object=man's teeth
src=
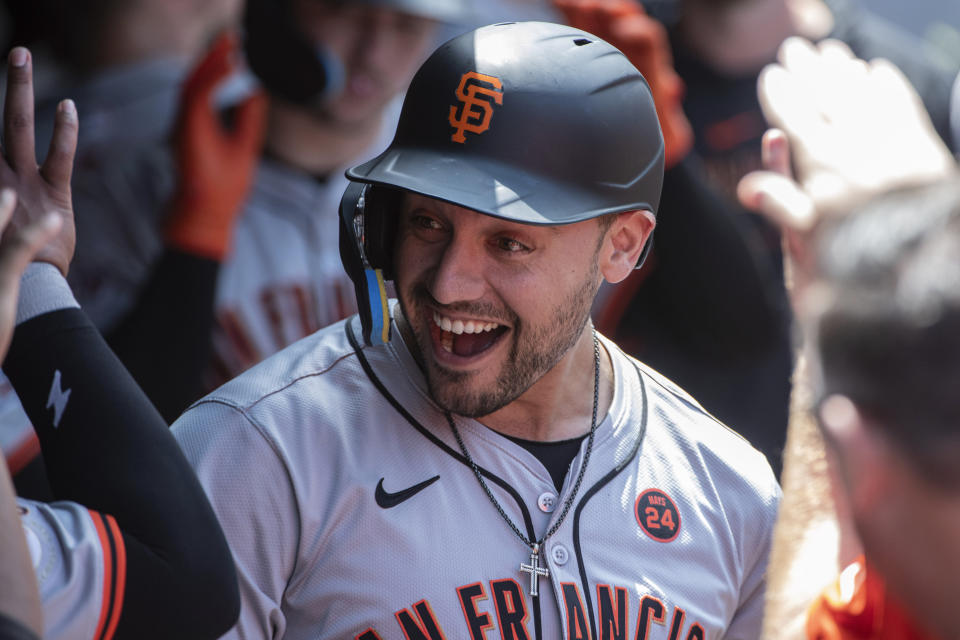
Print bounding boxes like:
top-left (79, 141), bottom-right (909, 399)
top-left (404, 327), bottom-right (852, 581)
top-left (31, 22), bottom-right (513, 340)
top-left (433, 312), bottom-right (499, 335)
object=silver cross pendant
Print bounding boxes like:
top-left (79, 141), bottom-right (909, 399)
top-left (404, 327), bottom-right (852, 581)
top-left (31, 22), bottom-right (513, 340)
top-left (519, 543), bottom-right (550, 597)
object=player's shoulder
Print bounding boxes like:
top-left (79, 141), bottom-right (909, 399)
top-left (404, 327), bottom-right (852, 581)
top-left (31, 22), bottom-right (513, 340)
top-left (193, 316), bottom-right (366, 414)
top-left (618, 348), bottom-right (780, 504)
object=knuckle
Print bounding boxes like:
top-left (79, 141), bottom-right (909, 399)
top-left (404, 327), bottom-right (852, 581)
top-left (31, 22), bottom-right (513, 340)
top-left (8, 111), bottom-right (32, 131)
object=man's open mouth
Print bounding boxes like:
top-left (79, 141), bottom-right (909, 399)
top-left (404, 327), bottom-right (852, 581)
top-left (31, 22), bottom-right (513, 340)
top-left (431, 311), bottom-right (509, 358)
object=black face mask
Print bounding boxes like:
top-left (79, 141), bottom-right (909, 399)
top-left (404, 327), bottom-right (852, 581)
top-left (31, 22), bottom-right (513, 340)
top-left (243, 0), bottom-right (345, 108)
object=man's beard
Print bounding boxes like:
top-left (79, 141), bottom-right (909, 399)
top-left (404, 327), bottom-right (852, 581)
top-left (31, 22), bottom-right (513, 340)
top-left (398, 263), bottom-right (600, 419)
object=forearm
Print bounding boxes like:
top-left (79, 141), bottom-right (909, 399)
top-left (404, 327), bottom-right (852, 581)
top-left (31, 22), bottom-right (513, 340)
top-left (0, 457), bottom-right (43, 637)
top-left (4, 265), bottom-right (238, 639)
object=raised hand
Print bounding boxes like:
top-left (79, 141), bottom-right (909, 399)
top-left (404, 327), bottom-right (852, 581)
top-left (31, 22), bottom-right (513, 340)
top-left (165, 32), bottom-right (268, 260)
top-left (1, 47), bottom-right (78, 276)
top-left (737, 38), bottom-right (959, 306)
top-left (739, 37), bottom-right (957, 232)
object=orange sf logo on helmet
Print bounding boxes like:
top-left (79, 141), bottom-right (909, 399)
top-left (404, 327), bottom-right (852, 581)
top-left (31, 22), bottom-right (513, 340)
top-left (448, 71), bottom-right (503, 143)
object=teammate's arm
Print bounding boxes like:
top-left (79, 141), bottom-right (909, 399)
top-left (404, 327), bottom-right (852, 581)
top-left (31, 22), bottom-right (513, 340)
top-left (0, 47), bottom-right (239, 639)
top-left (0, 187), bottom-right (63, 640)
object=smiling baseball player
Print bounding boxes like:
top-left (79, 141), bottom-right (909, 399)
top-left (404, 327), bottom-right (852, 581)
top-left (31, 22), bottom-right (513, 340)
top-left (172, 21), bottom-right (780, 640)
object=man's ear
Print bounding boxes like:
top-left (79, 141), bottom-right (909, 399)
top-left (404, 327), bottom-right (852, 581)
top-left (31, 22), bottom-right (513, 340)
top-left (599, 209), bottom-right (656, 284)
top-left (819, 394), bottom-right (893, 515)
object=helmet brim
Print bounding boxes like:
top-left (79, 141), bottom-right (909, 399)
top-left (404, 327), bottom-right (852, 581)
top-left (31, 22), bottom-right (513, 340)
top-left (347, 145), bottom-right (661, 226)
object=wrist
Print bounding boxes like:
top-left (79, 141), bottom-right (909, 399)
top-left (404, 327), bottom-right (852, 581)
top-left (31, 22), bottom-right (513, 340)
top-left (17, 262), bottom-right (79, 325)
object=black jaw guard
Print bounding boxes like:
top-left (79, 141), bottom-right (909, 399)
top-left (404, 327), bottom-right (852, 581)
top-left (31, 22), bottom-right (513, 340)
top-left (339, 183), bottom-right (392, 346)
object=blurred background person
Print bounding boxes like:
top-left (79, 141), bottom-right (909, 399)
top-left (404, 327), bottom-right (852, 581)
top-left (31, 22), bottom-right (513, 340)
top-left (0, 0), bottom-right (252, 497)
top-left (63, 0), bottom-right (470, 418)
top-left (739, 37), bottom-right (959, 638)
top-left (28, 0), bottom-right (242, 161)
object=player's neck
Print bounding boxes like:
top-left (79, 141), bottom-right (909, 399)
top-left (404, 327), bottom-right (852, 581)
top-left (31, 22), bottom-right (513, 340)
top-left (264, 100), bottom-right (381, 177)
top-left (478, 329), bottom-right (615, 442)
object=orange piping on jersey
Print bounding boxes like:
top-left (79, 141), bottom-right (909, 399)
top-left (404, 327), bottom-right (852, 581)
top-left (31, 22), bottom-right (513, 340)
top-left (6, 432), bottom-right (40, 475)
top-left (90, 512), bottom-right (113, 640)
top-left (102, 514), bottom-right (127, 640)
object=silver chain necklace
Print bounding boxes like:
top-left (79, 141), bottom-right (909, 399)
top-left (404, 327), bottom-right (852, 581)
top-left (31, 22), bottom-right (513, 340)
top-left (446, 331), bottom-right (601, 597)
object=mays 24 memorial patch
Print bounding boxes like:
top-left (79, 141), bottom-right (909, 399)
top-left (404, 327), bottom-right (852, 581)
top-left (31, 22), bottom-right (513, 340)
top-left (635, 488), bottom-right (681, 542)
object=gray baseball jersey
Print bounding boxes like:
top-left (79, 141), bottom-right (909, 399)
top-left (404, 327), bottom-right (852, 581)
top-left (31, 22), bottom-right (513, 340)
top-left (172, 308), bottom-right (780, 640)
top-left (17, 499), bottom-right (125, 640)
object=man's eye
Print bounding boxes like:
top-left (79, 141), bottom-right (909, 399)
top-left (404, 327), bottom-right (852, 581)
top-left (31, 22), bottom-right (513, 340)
top-left (497, 238), bottom-right (528, 253)
top-left (411, 215), bottom-right (442, 231)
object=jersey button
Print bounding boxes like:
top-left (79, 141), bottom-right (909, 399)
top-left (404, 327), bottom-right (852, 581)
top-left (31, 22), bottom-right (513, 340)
top-left (551, 544), bottom-right (569, 566)
top-left (537, 492), bottom-right (558, 513)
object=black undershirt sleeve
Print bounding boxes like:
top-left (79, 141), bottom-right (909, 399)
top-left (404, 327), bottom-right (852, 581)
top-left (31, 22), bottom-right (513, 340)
top-left (3, 308), bottom-right (239, 640)
top-left (105, 249), bottom-right (219, 423)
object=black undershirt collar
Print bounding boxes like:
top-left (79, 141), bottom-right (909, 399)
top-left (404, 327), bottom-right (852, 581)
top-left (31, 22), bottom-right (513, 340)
top-left (501, 433), bottom-right (588, 493)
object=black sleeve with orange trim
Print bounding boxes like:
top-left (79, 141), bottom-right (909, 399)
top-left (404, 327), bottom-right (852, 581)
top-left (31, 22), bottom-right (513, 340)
top-left (3, 308), bottom-right (239, 640)
top-left (88, 510), bottom-right (126, 640)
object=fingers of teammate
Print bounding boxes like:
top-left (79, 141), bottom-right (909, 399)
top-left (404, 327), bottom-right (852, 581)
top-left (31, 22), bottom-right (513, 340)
top-left (166, 33), bottom-right (265, 260)
top-left (185, 32), bottom-right (235, 99)
top-left (867, 58), bottom-right (954, 179)
top-left (738, 129), bottom-right (816, 231)
top-left (231, 91), bottom-right (268, 157)
top-left (761, 128), bottom-right (792, 178)
top-left (757, 58), bottom-right (822, 149)
top-left (182, 32), bottom-right (236, 134)
top-left (40, 99), bottom-right (79, 187)
top-left (3, 48), bottom-right (38, 173)
top-left (738, 170), bottom-right (816, 232)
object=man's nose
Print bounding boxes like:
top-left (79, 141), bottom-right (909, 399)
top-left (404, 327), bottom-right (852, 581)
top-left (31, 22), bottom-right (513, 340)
top-left (428, 236), bottom-right (487, 305)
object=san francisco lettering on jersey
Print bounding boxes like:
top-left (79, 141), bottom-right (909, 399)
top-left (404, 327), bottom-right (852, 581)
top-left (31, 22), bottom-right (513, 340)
top-left (356, 580), bottom-right (705, 640)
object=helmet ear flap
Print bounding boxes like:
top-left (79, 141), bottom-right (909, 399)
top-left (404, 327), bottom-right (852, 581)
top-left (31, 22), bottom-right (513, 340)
top-left (362, 186), bottom-right (402, 280)
top-left (635, 235), bottom-right (653, 270)
top-left (339, 183), bottom-right (391, 345)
